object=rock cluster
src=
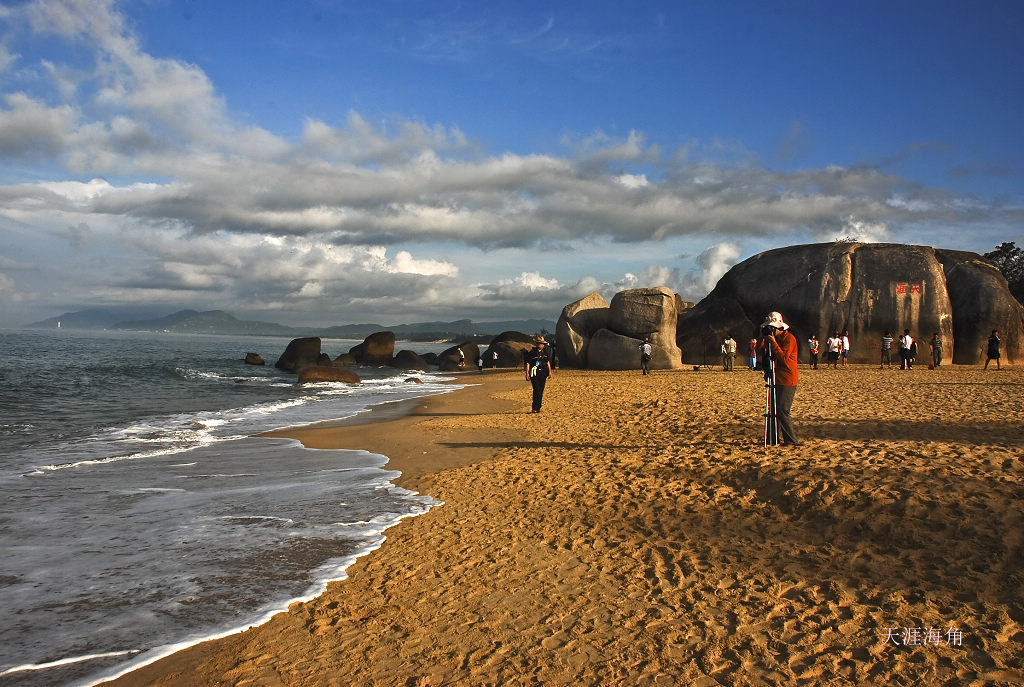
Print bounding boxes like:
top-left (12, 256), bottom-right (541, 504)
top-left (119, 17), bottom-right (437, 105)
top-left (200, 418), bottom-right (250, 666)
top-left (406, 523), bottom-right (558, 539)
top-left (675, 242), bottom-right (1023, 365)
top-left (557, 287), bottom-right (684, 370)
top-left (482, 331), bottom-right (537, 368)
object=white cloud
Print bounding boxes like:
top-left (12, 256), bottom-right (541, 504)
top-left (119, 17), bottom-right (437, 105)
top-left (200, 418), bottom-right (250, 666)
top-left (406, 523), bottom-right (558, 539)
top-left (0, 0), bottom-right (1016, 327)
top-left (616, 173), bottom-right (649, 189)
top-left (388, 250), bottom-right (458, 277)
top-left (694, 242), bottom-right (741, 294)
top-left (500, 271), bottom-right (561, 290)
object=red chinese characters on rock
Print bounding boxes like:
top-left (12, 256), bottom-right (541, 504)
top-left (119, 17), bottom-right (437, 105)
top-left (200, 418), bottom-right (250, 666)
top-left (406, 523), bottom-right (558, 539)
top-left (895, 282), bottom-right (924, 296)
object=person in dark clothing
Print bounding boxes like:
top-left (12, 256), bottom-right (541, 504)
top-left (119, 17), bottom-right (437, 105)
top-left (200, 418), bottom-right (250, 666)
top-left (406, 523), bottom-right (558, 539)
top-left (929, 333), bottom-right (943, 368)
top-left (524, 337), bottom-right (553, 412)
top-left (984, 330), bottom-right (1001, 370)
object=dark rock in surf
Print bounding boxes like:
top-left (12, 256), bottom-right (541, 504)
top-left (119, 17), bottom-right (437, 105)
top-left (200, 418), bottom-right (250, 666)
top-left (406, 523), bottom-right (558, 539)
top-left (275, 337), bottom-right (323, 372)
top-left (297, 366), bottom-right (361, 384)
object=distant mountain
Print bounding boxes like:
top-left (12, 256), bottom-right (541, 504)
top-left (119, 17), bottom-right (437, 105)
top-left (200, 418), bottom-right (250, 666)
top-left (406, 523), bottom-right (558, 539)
top-left (26, 307), bottom-right (168, 329)
top-left (112, 310), bottom-right (295, 336)
top-left (26, 308), bottom-right (554, 340)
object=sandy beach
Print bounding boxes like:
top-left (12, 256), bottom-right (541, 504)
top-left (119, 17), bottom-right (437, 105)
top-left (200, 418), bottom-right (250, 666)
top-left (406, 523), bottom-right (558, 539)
top-left (102, 365), bottom-right (1023, 686)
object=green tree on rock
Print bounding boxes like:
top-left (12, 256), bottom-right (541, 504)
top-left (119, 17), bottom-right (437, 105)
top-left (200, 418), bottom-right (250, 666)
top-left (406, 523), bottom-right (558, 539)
top-left (984, 242), bottom-right (1024, 305)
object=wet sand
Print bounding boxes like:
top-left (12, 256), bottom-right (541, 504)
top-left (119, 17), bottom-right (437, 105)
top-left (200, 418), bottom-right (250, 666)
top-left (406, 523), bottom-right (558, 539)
top-left (102, 366), bottom-right (1023, 686)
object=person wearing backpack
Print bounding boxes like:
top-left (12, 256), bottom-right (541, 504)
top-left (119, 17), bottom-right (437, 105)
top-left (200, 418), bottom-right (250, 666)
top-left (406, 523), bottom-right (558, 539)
top-left (524, 336), bottom-right (553, 412)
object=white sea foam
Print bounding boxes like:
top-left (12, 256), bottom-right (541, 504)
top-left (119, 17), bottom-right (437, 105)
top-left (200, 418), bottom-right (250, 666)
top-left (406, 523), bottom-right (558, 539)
top-left (0, 650), bottom-right (139, 677)
top-left (81, 487), bottom-right (442, 687)
top-left (1, 329), bottom-right (462, 687)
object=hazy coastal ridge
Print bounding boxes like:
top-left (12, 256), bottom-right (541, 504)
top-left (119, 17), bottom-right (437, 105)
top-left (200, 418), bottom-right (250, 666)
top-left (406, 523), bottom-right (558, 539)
top-left (26, 308), bottom-right (556, 342)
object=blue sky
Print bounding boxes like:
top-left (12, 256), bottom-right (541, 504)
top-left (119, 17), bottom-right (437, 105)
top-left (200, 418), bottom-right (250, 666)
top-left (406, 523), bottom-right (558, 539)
top-left (0, 0), bottom-right (1021, 327)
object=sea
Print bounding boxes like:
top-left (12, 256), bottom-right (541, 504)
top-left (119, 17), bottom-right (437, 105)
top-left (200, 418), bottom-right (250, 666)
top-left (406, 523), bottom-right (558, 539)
top-left (0, 328), bottom-right (461, 687)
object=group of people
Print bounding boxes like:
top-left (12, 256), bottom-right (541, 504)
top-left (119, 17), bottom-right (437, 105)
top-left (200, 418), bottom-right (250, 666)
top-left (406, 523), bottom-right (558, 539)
top-left (516, 317), bottom-right (1004, 438)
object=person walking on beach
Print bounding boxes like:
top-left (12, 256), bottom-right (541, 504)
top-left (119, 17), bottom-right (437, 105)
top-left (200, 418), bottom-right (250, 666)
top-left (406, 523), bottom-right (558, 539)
top-left (880, 331), bottom-right (894, 369)
top-left (722, 335), bottom-right (737, 371)
top-left (899, 329), bottom-right (914, 370)
top-left (757, 311), bottom-right (800, 446)
top-left (807, 335), bottom-right (820, 369)
top-left (639, 338), bottom-right (653, 375)
top-left (748, 338), bottom-right (758, 370)
top-left (524, 336), bottom-right (553, 412)
top-left (841, 330), bottom-right (851, 368)
top-left (984, 330), bottom-right (1001, 370)
top-left (929, 333), bottom-right (943, 368)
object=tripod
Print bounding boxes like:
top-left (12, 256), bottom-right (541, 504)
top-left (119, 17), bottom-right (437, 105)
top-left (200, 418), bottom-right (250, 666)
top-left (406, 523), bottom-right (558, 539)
top-left (763, 345), bottom-right (779, 446)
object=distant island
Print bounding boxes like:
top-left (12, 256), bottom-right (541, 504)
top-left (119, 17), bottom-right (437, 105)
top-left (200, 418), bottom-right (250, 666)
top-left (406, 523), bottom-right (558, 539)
top-left (26, 308), bottom-right (555, 342)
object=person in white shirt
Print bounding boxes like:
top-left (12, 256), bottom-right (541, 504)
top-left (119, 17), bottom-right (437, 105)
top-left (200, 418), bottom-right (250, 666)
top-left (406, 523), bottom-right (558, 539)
top-left (826, 332), bottom-right (842, 368)
top-left (899, 329), bottom-right (915, 370)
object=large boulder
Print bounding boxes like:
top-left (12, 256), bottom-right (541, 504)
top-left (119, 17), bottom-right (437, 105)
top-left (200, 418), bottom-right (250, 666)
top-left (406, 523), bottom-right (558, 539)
top-left (935, 249), bottom-right (1024, 363)
top-left (565, 287), bottom-right (684, 370)
top-left (297, 366), bottom-right (361, 384)
top-left (333, 352), bottom-right (358, 366)
top-left (676, 242), bottom-right (1024, 365)
top-left (348, 331), bottom-right (395, 365)
top-left (587, 329), bottom-right (645, 371)
top-left (555, 292), bottom-right (609, 368)
top-left (483, 331), bottom-right (535, 368)
top-left (275, 337), bottom-right (323, 372)
top-left (437, 341), bottom-right (479, 372)
top-left (392, 349), bottom-right (430, 371)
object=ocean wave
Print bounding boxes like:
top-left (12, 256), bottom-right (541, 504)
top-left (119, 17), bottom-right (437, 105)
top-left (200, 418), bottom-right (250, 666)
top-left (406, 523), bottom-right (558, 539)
top-left (35, 444), bottom-right (202, 472)
top-left (0, 650), bottom-right (140, 677)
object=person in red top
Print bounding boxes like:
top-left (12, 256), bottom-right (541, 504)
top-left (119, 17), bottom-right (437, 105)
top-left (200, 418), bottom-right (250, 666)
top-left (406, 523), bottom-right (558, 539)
top-left (757, 311), bottom-right (800, 446)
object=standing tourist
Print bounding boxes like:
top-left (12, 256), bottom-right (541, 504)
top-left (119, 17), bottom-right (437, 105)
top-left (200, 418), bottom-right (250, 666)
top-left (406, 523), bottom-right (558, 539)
top-left (929, 333), bottom-right (943, 368)
top-left (826, 331), bottom-right (842, 368)
top-left (639, 338), bottom-right (653, 375)
top-left (899, 329), bottom-right (915, 370)
top-left (524, 337), bottom-right (553, 412)
top-left (748, 338), bottom-right (758, 370)
top-left (722, 335), bottom-right (737, 371)
top-left (984, 330), bottom-right (1001, 370)
top-left (880, 331), bottom-right (894, 369)
top-left (841, 330), bottom-right (851, 368)
top-left (757, 312), bottom-right (800, 446)
top-left (807, 335), bottom-right (820, 369)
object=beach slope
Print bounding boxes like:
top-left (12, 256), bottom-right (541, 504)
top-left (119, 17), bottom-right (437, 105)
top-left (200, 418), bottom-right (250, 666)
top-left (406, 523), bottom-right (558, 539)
top-left (104, 367), bottom-right (1024, 686)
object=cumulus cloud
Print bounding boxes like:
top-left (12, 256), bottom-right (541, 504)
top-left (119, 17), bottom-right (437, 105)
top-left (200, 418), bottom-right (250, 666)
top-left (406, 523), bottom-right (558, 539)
top-left (0, 0), bottom-right (1007, 248)
top-left (0, 0), bottom-right (1016, 325)
top-left (674, 242), bottom-right (742, 298)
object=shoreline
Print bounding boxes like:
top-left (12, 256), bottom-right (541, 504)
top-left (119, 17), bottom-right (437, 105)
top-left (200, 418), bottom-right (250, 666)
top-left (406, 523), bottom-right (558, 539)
top-left (94, 370), bottom-right (527, 686)
top-left (258, 370), bottom-right (527, 492)
top-left (101, 366), bottom-right (1023, 686)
